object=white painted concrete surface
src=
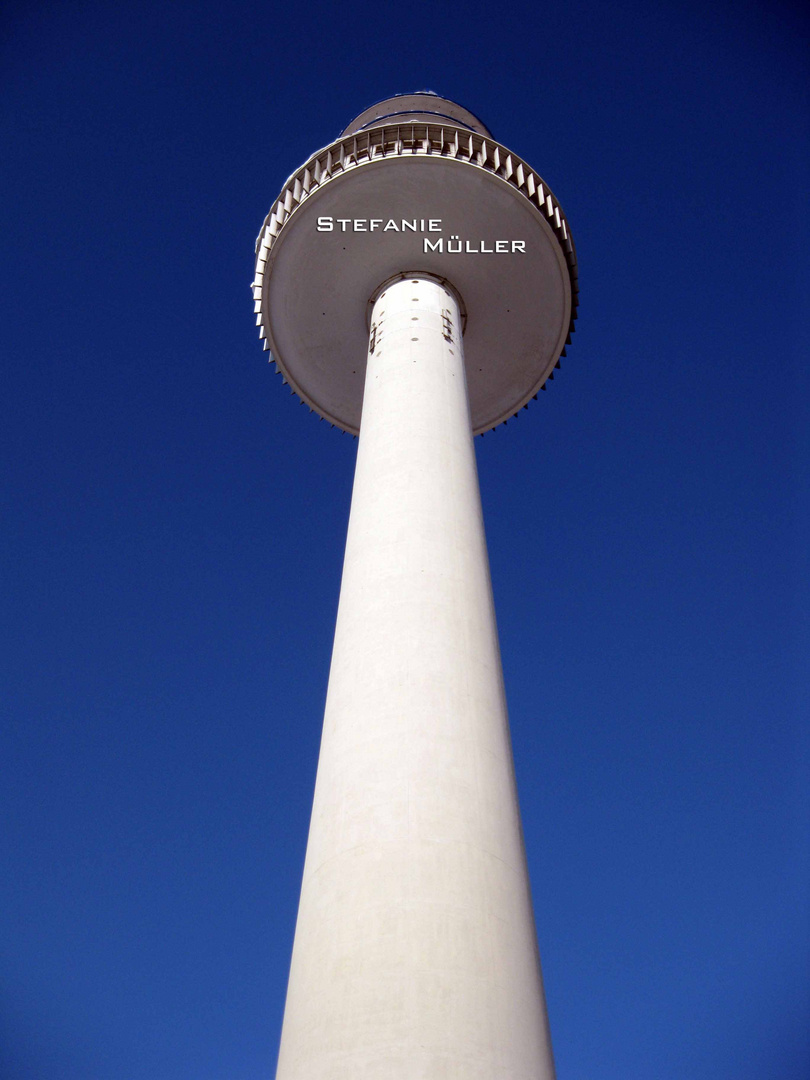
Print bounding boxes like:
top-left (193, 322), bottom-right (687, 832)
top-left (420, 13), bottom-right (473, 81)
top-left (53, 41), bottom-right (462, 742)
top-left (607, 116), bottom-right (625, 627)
top-left (275, 275), bottom-right (555, 1079)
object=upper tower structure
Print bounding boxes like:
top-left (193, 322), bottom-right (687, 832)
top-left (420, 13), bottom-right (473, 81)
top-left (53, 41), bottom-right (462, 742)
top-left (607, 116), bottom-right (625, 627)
top-left (253, 91), bottom-right (578, 434)
top-left (254, 93), bottom-right (578, 1079)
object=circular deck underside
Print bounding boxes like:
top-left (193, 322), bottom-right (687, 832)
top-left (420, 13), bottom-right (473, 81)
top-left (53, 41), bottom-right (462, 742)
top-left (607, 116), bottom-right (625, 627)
top-left (255, 130), bottom-right (577, 434)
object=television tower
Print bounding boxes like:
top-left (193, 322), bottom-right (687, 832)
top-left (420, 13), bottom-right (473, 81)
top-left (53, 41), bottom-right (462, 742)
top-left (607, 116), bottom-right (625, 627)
top-left (253, 92), bottom-right (578, 1079)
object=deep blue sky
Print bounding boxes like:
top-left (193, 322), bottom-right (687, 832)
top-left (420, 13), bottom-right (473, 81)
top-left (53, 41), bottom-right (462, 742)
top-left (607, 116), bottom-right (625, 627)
top-left (1, 1), bottom-right (807, 1077)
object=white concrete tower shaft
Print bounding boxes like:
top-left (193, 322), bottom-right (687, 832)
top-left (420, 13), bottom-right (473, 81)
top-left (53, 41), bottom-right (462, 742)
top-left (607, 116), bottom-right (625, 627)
top-left (275, 275), bottom-right (555, 1079)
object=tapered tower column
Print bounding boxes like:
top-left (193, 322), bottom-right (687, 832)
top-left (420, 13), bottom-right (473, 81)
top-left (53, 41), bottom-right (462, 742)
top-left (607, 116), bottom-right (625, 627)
top-left (253, 91), bottom-right (579, 1079)
top-left (275, 274), bottom-right (554, 1078)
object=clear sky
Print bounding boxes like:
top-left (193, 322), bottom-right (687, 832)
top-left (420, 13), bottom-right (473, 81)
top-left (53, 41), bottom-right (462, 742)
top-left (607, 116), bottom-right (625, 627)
top-left (1, 1), bottom-right (807, 1077)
